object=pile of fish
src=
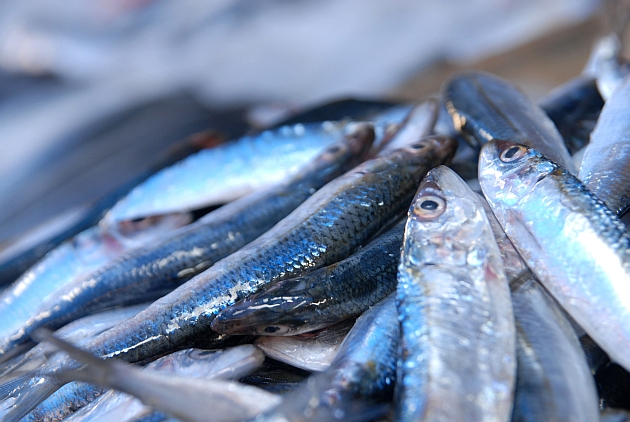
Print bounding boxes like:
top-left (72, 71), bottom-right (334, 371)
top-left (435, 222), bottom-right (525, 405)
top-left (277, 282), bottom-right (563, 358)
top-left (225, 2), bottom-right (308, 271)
top-left (2, 27), bottom-right (630, 422)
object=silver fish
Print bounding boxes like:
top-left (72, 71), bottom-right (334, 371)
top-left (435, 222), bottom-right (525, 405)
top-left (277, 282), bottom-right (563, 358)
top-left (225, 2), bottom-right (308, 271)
top-left (395, 165), bottom-right (515, 422)
top-left (478, 139), bottom-right (630, 372)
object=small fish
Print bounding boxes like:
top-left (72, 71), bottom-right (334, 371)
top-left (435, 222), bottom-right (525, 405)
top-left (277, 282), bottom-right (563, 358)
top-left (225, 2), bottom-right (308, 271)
top-left (0, 135), bottom-right (457, 421)
top-left (33, 331), bottom-right (280, 422)
top-left (376, 100), bottom-right (438, 154)
top-left (395, 165), bottom-right (515, 422)
top-left (510, 273), bottom-right (600, 422)
top-left (579, 75), bottom-right (630, 215)
top-left (254, 319), bottom-right (354, 372)
top-left (104, 121), bottom-right (355, 225)
top-left (212, 223), bottom-right (403, 336)
top-left (478, 139), bottom-right (630, 373)
top-left (584, 35), bottom-right (630, 100)
top-left (444, 70), bottom-right (575, 174)
top-left (257, 294), bottom-right (399, 422)
top-left (0, 123), bottom-right (374, 360)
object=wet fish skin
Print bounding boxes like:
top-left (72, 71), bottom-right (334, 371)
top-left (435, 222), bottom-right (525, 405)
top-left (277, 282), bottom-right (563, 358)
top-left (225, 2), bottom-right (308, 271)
top-left (510, 273), bottom-right (600, 422)
top-left (104, 121), bottom-right (355, 225)
top-left (444, 70), bottom-right (575, 174)
top-left (538, 75), bottom-right (604, 155)
top-left (0, 135), bottom-right (456, 422)
top-left (579, 75), bottom-right (630, 216)
top-left (0, 124), bottom-right (375, 360)
top-left (212, 223), bottom-right (403, 336)
top-left (395, 165), bottom-right (515, 422)
top-left (256, 294), bottom-right (399, 422)
top-left (478, 139), bottom-right (630, 373)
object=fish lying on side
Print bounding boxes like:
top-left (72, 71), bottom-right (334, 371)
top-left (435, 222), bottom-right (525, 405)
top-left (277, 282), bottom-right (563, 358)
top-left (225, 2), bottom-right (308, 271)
top-left (0, 135), bottom-right (457, 422)
top-left (396, 165), bottom-right (515, 422)
top-left (478, 139), bottom-right (630, 373)
top-left (213, 222), bottom-right (403, 336)
top-left (0, 123), bottom-right (375, 361)
top-left (444, 70), bottom-right (575, 174)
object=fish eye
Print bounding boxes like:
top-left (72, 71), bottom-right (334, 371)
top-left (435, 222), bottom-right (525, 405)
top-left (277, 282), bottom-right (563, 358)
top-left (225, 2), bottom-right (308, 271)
top-left (410, 142), bottom-right (426, 149)
top-left (499, 145), bottom-right (527, 162)
top-left (413, 195), bottom-right (446, 219)
top-left (327, 145), bottom-right (341, 154)
top-left (258, 325), bottom-right (291, 335)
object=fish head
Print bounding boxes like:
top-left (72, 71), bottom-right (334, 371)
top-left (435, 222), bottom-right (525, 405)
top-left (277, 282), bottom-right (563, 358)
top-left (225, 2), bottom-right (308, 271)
top-left (211, 278), bottom-right (317, 336)
top-left (393, 135), bottom-right (458, 169)
top-left (478, 140), bottom-right (557, 209)
top-left (403, 165), bottom-right (488, 268)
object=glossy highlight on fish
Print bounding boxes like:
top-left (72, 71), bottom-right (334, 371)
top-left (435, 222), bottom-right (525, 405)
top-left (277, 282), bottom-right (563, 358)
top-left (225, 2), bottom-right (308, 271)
top-left (395, 165), bottom-right (515, 422)
top-left (212, 223), bottom-right (403, 336)
top-left (478, 139), bottom-right (630, 373)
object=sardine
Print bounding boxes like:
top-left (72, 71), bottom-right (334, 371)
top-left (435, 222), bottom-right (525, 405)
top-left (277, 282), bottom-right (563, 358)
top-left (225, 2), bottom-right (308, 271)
top-left (104, 121), bottom-right (355, 225)
top-left (579, 75), bottom-right (630, 215)
top-left (444, 70), bottom-right (575, 174)
top-left (510, 273), bottom-right (600, 422)
top-left (395, 165), bottom-right (515, 421)
top-left (212, 223), bottom-right (403, 336)
top-left (478, 139), bottom-right (630, 372)
top-left (0, 124), bottom-right (375, 359)
top-left (0, 135), bottom-right (456, 421)
top-left (257, 294), bottom-right (399, 422)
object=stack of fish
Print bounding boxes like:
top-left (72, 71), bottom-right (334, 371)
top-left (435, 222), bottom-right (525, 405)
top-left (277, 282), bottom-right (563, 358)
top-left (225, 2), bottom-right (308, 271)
top-left (1, 25), bottom-right (630, 422)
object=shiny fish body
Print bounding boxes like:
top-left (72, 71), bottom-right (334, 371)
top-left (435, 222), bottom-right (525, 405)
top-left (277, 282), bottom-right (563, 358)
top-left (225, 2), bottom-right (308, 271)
top-left (377, 100), bottom-right (438, 154)
top-left (510, 273), bottom-right (600, 422)
top-left (65, 345), bottom-right (265, 422)
top-left (444, 70), bottom-right (575, 174)
top-left (0, 304), bottom-right (146, 378)
top-left (395, 165), bottom-right (515, 422)
top-left (212, 223), bottom-right (403, 336)
top-left (0, 124), bottom-right (375, 360)
top-left (254, 319), bottom-right (355, 372)
top-left (0, 136), bottom-right (456, 421)
top-left (104, 121), bottom-right (352, 225)
top-left (0, 214), bottom-right (190, 358)
top-left (257, 294), bottom-right (399, 422)
top-left (584, 35), bottom-right (630, 101)
top-left (579, 75), bottom-right (630, 215)
top-left (478, 139), bottom-right (630, 372)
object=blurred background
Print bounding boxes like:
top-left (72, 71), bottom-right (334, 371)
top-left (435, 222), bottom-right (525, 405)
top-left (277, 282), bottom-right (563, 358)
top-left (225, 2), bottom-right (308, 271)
top-left (0, 0), bottom-right (608, 247)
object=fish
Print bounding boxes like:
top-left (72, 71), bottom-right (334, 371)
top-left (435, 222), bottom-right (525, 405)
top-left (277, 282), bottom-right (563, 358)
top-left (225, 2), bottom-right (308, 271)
top-left (376, 100), bottom-right (438, 154)
top-left (478, 139), bottom-right (630, 373)
top-left (538, 75), bottom-right (604, 155)
top-left (256, 294), bottom-right (399, 422)
top-left (103, 121), bottom-right (357, 225)
top-left (32, 330), bottom-right (280, 422)
top-left (64, 345), bottom-right (265, 422)
top-left (254, 319), bottom-right (354, 372)
top-left (0, 123), bottom-right (375, 360)
top-left (579, 75), bottom-right (630, 216)
top-left (0, 134), bottom-right (456, 421)
top-left (212, 223), bottom-right (403, 336)
top-left (395, 165), bottom-right (515, 421)
top-left (444, 70), bottom-right (575, 174)
top-left (509, 272), bottom-right (600, 422)
top-left (0, 213), bottom-right (190, 359)
top-left (584, 34), bottom-right (630, 101)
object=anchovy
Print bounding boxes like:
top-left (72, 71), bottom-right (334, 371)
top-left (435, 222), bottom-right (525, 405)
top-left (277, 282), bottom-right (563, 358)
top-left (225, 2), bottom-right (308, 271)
top-left (254, 319), bottom-right (354, 372)
top-left (104, 121), bottom-right (355, 225)
top-left (510, 273), bottom-right (600, 422)
top-left (1, 135), bottom-right (456, 421)
top-left (65, 345), bottom-right (265, 422)
top-left (0, 214), bottom-right (190, 358)
top-left (212, 223), bottom-right (403, 336)
top-left (376, 100), bottom-right (438, 154)
top-left (584, 35), bottom-right (630, 100)
top-left (0, 124), bottom-right (375, 359)
top-left (478, 139), bottom-right (630, 373)
top-left (395, 165), bottom-right (515, 422)
top-left (444, 70), bottom-right (575, 174)
top-left (257, 293), bottom-right (399, 422)
top-left (579, 76), bottom-right (630, 215)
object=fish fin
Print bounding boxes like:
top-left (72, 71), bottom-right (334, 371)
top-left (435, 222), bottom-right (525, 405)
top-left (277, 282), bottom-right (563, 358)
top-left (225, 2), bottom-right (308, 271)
top-left (0, 375), bottom-right (61, 422)
top-left (0, 372), bottom-right (32, 400)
